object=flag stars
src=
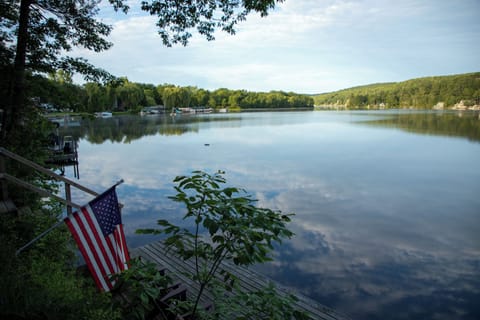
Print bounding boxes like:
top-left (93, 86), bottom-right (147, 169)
top-left (91, 189), bottom-right (122, 236)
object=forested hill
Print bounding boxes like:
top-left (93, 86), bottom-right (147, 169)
top-left (313, 72), bottom-right (480, 109)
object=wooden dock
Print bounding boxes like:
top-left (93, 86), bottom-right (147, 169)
top-left (131, 241), bottom-right (350, 320)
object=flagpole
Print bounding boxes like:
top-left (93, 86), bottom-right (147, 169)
top-left (15, 219), bottom-right (65, 256)
top-left (114, 179), bottom-right (124, 187)
top-left (15, 179), bottom-right (125, 256)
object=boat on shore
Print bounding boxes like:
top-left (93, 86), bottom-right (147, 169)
top-left (46, 115), bottom-right (81, 127)
top-left (140, 106), bottom-right (166, 115)
top-left (94, 111), bottom-right (112, 118)
top-left (193, 107), bottom-right (213, 114)
top-left (170, 107), bottom-right (214, 116)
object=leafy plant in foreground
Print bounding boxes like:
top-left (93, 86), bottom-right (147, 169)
top-left (137, 170), bottom-right (296, 318)
top-left (111, 257), bottom-right (173, 320)
top-left (210, 282), bottom-right (310, 320)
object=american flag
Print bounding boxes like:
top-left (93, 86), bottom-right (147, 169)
top-left (64, 186), bottom-right (130, 291)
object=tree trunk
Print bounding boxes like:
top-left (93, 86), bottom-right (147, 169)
top-left (1, 0), bottom-right (31, 142)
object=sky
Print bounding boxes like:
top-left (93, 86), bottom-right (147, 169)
top-left (74, 0), bottom-right (480, 94)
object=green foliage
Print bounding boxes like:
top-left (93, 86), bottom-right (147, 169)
top-left (0, 201), bottom-right (118, 320)
top-left (1, 106), bottom-right (62, 207)
top-left (137, 170), bottom-right (295, 317)
top-left (206, 88), bottom-right (314, 109)
top-left (162, 86), bottom-right (192, 109)
top-left (314, 72), bottom-right (480, 109)
top-left (28, 72), bottom-right (86, 111)
top-left (141, 0), bottom-right (283, 46)
top-left (116, 81), bottom-right (145, 111)
top-left (210, 282), bottom-right (310, 320)
top-left (0, 0), bottom-right (115, 81)
top-left (111, 258), bottom-right (172, 320)
top-left (236, 283), bottom-right (310, 320)
top-left (26, 75), bottom-right (314, 112)
top-left (84, 82), bottom-right (114, 112)
top-left (0, 109), bottom-right (119, 320)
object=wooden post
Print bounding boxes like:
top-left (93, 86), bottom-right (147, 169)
top-left (0, 151), bottom-right (17, 214)
top-left (65, 182), bottom-right (72, 216)
top-left (0, 152), bottom-right (8, 201)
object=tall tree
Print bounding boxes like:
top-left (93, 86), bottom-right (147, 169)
top-left (1, 0), bottom-right (116, 142)
top-left (162, 86), bottom-right (191, 109)
top-left (116, 81), bottom-right (144, 110)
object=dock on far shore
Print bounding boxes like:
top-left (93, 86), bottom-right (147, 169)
top-left (131, 241), bottom-right (350, 320)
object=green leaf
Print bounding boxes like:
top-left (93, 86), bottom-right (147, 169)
top-left (140, 292), bottom-right (149, 305)
top-left (173, 175), bottom-right (187, 182)
top-left (145, 287), bottom-right (159, 299)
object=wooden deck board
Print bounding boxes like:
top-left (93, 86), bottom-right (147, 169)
top-left (131, 241), bottom-right (350, 320)
top-left (139, 244), bottom-right (214, 307)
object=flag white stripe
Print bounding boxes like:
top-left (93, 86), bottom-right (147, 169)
top-left (69, 215), bottom-right (110, 291)
top-left (116, 226), bottom-right (128, 269)
top-left (106, 234), bottom-right (121, 274)
top-left (77, 208), bottom-right (114, 277)
top-left (84, 205), bottom-right (118, 271)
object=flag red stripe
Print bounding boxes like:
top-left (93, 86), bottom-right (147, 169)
top-left (73, 211), bottom-right (112, 291)
top-left (65, 214), bottom-right (108, 291)
top-left (114, 225), bottom-right (128, 270)
top-left (116, 226), bottom-right (128, 270)
top-left (77, 208), bottom-right (113, 285)
top-left (103, 231), bottom-right (117, 270)
top-left (118, 224), bottom-right (130, 262)
top-left (83, 206), bottom-right (118, 273)
top-left (82, 206), bottom-right (116, 274)
top-left (119, 225), bottom-right (130, 268)
top-left (105, 235), bottom-right (120, 274)
top-left (117, 233), bottom-right (126, 270)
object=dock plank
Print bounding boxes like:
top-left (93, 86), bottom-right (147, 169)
top-left (131, 241), bottom-right (350, 320)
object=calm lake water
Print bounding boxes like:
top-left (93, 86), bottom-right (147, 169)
top-left (60, 110), bottom-right (480, 320)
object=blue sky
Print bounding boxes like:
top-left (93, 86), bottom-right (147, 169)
top-left (74, 0), bottom-right (480, 94)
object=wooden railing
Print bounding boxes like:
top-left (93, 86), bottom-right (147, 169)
top-left (0, 147), bottom-right (98, 214)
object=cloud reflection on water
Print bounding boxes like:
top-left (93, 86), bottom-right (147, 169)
top-left (61, 112), bottom-right (480, 320)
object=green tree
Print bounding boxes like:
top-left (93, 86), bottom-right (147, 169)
top-left (84, 82), bottom-right (111, 112)
top-left (314, 73), bottom-right (480, 109)
top-left (139, 83), bottom-right (160, 106)
top-left (116, 81), bottom-right (144, 110)
top-left (228, 90), bottom-right (244, 108)
top-left (191, 88), bottom-right (210, 107)
top-left (1, 0), bottom-right (115, 142)
top-left (211, 88), bottom-right (231, 108)
top-left (138, 170), bottom-right (295, 317)
top-left (162, 86), bottom-right (191, 109)
top-left (48, 69), bottom-right (73, 85)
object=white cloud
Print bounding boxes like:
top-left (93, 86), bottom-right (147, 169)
top-left (71, 0), bottom-right (480, 92)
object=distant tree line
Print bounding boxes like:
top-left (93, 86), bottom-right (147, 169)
top-left (314, 72), bottom-right (480, 109)
top-left (28, 72), bottom-right (314, 113)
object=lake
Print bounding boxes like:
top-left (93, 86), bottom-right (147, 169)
top-left (59, 110), bottom-right (480, 320)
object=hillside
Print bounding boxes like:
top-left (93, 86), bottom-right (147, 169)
top-left (313, 72), bottom-right (480, 110)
